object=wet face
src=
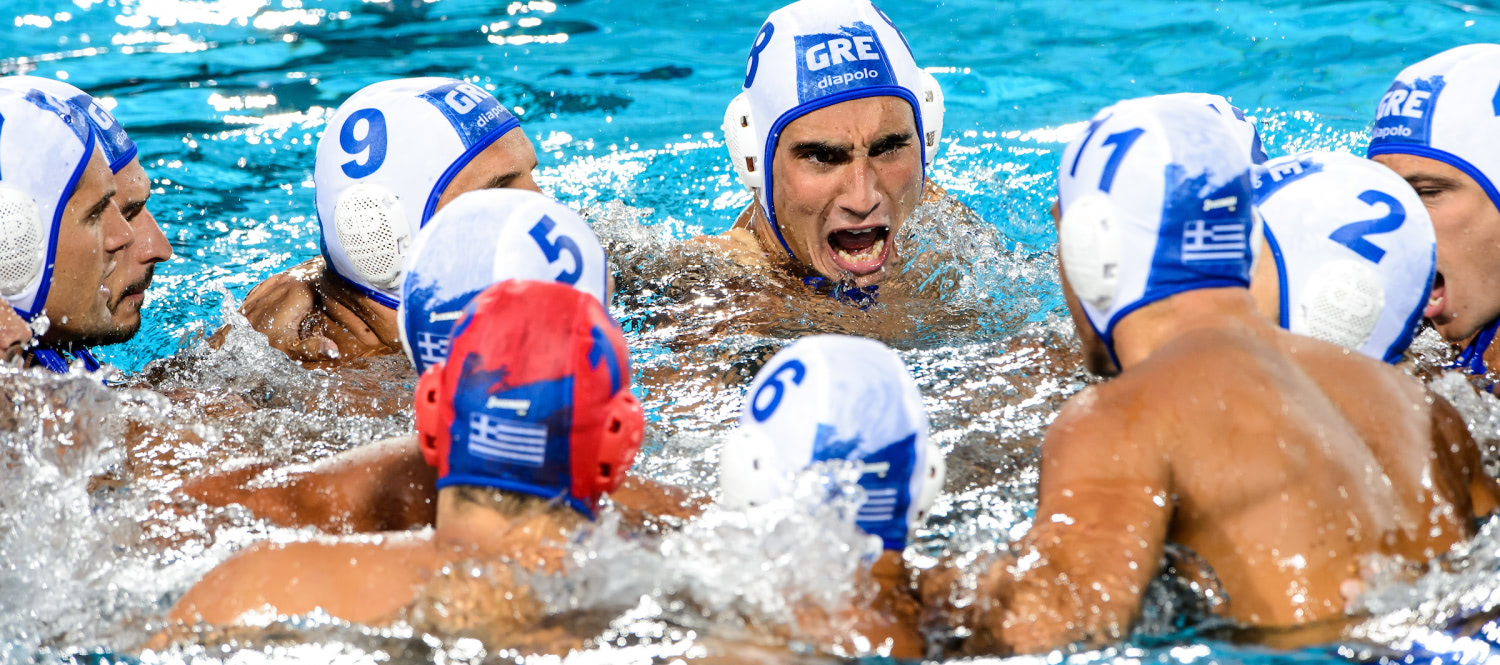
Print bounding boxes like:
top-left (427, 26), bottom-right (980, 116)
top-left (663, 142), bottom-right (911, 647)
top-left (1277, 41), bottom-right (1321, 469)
top-left (0, 300), bottom-right (29, 364)
top-left (769, 96), bottom-right (923, 288)
top-left (96, 158), bottom-right (172, 345)
top-left (433, 128), bottom-right (543, 212)
top-left (1372, 154), bottom-right (1500, 342)
top-left (41, 147), bottom-right (134, 346)
top-left (1052, 200), bottom-right (1118, 376)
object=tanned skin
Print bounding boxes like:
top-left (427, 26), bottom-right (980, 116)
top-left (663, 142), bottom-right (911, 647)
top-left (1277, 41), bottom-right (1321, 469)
top-left (223, 130), bottom-right (542, 366)
top-left (165, 489), bottom-right (575, 633)
top-left (920, 211), bottom-right (1500, 656)
top-left (179, 434), bottom-right (704, 533)
top-left (710, 96), bottom-right (936, 288)
top-left (1372, 154), bottom-right (1500, 369)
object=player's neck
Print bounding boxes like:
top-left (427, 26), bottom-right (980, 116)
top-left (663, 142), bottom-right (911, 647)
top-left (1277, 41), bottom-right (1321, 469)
top-left (747, 199), bottom-right (795, 265)
top-left (1111, 287), bottom-right (1272, 371)
top-left (433, 492), bottom-right (580, 563)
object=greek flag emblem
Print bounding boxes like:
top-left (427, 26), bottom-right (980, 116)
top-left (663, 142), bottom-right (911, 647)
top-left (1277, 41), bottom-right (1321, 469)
top-left (1181, 218), bottom-right (1247, 262)
top-left (467, 413), bottom-right (548, 467)
top-left (857, 487), bottom-right (900, 523)
top-left (416, 332), bottom-right (450, 367)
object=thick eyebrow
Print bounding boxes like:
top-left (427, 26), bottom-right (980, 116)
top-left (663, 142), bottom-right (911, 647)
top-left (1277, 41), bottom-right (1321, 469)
top-left (84, 190), bottom-right (117, 220)
top-left (869, 132), bottom-right (914, 153)
top-left (789, 140), bottom-right (852, 158)
top-left (481, 162), bottom-right (536, 190)
top-left (118, 194), bottom-right (149, 221)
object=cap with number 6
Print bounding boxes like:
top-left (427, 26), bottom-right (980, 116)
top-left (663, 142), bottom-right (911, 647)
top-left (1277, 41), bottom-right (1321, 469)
top-left (315, 77), bottom-right (521, 308)
top-left (719, 334), bottom-right (944, 551)
top-left (399, 189), bottom-right (609, 374)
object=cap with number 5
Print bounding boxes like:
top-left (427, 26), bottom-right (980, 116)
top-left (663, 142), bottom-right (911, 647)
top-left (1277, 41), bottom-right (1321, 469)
top-left (399, 188), bottom-right (609, 374)
top-left (315, 77), bottom-right (521, 307)
top-left (720, 334), bottom-right (944, 551)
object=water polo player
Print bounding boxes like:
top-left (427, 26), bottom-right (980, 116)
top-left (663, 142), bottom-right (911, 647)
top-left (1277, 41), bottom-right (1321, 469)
top-left (0, 86), bottom-right (137, 372)
top-left (720, 334), bottom-right (944, 659)
top-left (713, 0), bottom-right (945, 292)
top-left (0, 77), bottom-right (172, 371)
top-left (234, 77), bottom-right (541, 365)
top-left (167, 280), bottom-right (643, 637)
top-left (180, 191), bottom-right (687, 533)
top-left (1249, 151), bottom-right (1436, 363)
top-left (921, 96), bottom-right (1497, 656)
top-left (1365, 45), bottom-right (1500, 377)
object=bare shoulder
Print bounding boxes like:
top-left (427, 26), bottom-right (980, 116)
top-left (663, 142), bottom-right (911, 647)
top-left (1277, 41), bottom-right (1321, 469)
top-left (170, 536), bottom-right (431, 627)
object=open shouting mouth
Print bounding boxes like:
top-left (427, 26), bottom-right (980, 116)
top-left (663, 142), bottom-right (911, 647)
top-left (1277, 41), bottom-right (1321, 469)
top-left (827, 224), bottom-right (891, 275)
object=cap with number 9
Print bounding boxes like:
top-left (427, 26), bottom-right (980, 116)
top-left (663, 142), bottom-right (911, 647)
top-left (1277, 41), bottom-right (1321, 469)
top-left (315, 78), bottom-right (521, 307)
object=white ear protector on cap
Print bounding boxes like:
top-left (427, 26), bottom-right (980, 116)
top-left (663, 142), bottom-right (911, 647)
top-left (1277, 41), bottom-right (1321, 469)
top-left (722, 93), bottom-right (764, 190)
top-left (0, 184), bottom-right (45, 298)
top-left (1296, 259), bottom-right (1385, 350)
top-left (1058, 193), bottom-right (1122, 312)
top-left (333, 182), bottom-right (411, 291)
top-left (721, 71), bottom-right (946, 193)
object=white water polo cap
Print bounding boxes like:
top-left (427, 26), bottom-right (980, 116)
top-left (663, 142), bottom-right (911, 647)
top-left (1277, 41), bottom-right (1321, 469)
top-left (0, 87), bottom-right (97, 319)
top-left (0, 76), bottom-right (136, 173)
top-left (1367, 44), bottom-right (1500, 214)
top-left (398, 189), bottom-right (607, 374)
top-left (719, 335), bottom-right (944, 551)
top-left (316, 78), bottom-right (521, 308)
top-left (1253, 152), bottom-right (1434, 362)
top-left (722, 0), bottom-right (944, 259)
top-left (1159, 92), bottom-right (1268, 165)
top-left (1057, 96), bottom-right (1261, 367)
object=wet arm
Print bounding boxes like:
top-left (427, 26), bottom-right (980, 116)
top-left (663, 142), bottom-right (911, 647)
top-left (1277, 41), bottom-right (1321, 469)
top-left (1429, 391), bottom-right (1500, 519)
top-left (180, 435), bottom-right (436, 532)
top-left (968, 394), bottom-right (1172, 655)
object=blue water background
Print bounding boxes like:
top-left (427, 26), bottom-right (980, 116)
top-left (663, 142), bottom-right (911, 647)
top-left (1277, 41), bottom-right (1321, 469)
top-left (3, 2), bottom-right (1500, 663)
top-left (4, 0), bottom-right (1493, 373)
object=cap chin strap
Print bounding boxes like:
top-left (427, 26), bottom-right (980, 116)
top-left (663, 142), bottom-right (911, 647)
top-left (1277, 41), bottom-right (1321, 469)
top-left (1059, 193), bottom-right (1122, 313)
top-left (0, 183), bottom-right (46, 298)
top-left (1294, 258), bottom-right (1385, 351)
top-left (333, 182), bottom-right (410, 291)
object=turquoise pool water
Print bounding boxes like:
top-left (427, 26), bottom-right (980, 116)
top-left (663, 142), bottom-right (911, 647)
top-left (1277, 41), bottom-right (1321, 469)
top-left (2, 0), bottom-right (1488, 373)
top-left (3, 0), bottom-right (1500, 663)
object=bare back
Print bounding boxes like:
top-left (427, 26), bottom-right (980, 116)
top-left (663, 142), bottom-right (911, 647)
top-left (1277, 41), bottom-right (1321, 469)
top-left (1142, 328), bottom-right (1489, 624)
top-left (951, 323), bottom-right (1498, 654)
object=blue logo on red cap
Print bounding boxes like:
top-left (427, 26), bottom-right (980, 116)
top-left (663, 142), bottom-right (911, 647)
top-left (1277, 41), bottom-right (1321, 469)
top-left (1371, 76), bottom-right (1445, 147)
top-left (419, 81), bottom-right (517, 149)
top-left (446, 355), bottom-right (576, 492)
top-left (794, 22), bottom-right (895, 105)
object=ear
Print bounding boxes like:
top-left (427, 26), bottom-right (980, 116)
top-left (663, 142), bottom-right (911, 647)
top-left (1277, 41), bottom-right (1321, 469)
top-left (596, 389), bottom-right (645, 493)
top-left (414, 364), bottom-right (448, 469)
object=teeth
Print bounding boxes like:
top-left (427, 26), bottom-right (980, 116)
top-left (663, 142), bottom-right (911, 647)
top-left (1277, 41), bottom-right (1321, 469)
top-left (848, 228), bottom-right (874, 235)
top-left (835, 236), bottom-right (885, 263)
